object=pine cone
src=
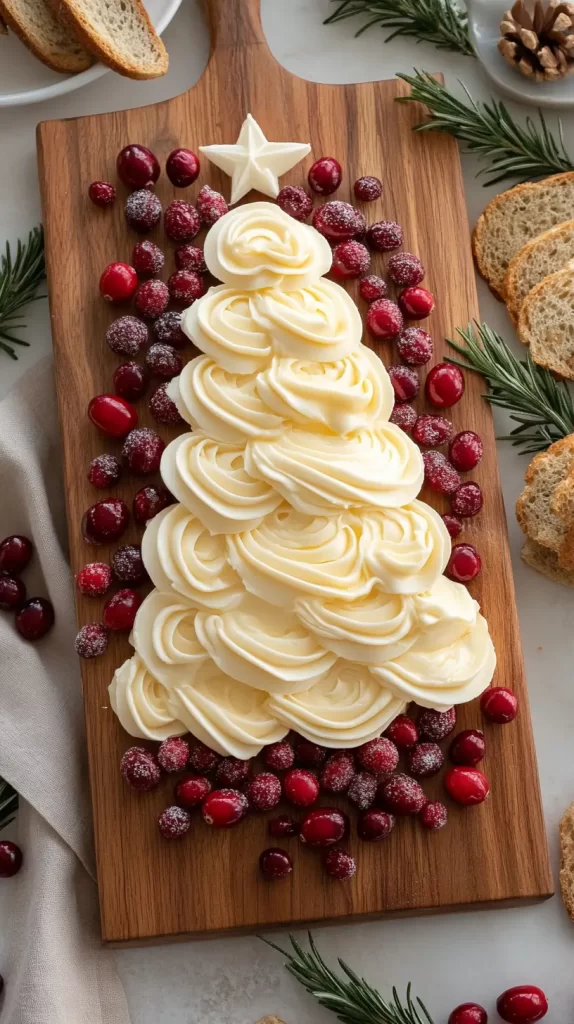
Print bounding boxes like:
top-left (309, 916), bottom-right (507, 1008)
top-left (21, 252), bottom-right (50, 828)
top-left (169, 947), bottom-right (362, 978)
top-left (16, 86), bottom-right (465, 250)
top-left (498, 0), bottom-right (574, 81)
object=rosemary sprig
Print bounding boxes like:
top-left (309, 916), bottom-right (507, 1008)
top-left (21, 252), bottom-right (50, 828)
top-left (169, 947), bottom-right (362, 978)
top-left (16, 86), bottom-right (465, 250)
top-left (325, 0), bottom-right (473, 55)
top-left (447, 321), bottom-right (574, 454)
top-left (0, 226), bottom-right (45, 360)
top-left (262, 932), bottom-right (434, 1024)
top-left (396, 71), bottom-right (574, 186)
top-left (0, 777), bottom-right (18, 832)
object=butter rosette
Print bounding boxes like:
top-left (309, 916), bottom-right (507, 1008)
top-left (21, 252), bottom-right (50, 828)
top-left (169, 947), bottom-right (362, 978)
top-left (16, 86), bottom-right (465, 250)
top-left (182, 286), bottom-right (271, 374)
top-left (244, 421), bottom-right (423, 515)
top-left (370, 614), bottom-right (496, 710)
top-left (361, 501), bottom-right (450, 594)
top-left (194, 594), bottom-right (336, 694)
top-left (266, 661), bottom-right (407, 747)
top-left (161, 432), bottom-right (282, 534)
top-left (131, 590), bottom-right (208, 687)
top-left (203, 201), bottom-right (332, 291)
top-left (109, 655), bottom-right (187, 742)
top-left (295, 588), bottom-right (419, 665)
top-left (141, 505), bottom-right (243, 609)
top-left (252, 279), bottom-right (362, 361)
top-left (412, 576), bottom-right (479, 650)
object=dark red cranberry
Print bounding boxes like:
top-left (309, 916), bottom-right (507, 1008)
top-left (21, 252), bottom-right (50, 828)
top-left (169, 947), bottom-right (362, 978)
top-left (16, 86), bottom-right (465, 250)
top-left (269, 815), bottom-right (300, 838)
top-left (412, 414), bottom-right (452, 447)
top-left (215, 756), bottom-right (251, 788)
top-left (446, 544), bottom-right (482, 583)
top-left (263, 740), bottom-right (295, 771)
top-left (378, 773), bottom-right (426, 815)
top-left (166, 148), bottom-right (200, 188)
top-left (320, 754), bottom-right (355, 793)
top-left (88, 181), bottom-right (116, 207)
top-left (449, 430), bottom-right (484, 471)
top-left (300, 807), bottom-right (347, 846)
top-left (418, 707), bottom-right (456, 741)
top-left (0, 840), bottom-right (23, 877)
top-left (388, 252), bottom-right (425, 287)
top-left (408, 742), bottom-right (444, 778)
top-left (277, 185), bottom-right (313, 221)
top-left (442, 513), bottom-right (463, 538)
top-left (88, 394), bottom-right (138, 438)
top-left (388, 364), bottom-right (419, 402)
top-left (259, 847), bottom-right (293, 879)
top-left (359, 275), bottom-right (387, 302)
top-left (145, 342), bottom-right (183, 379)
top-left (113, 362), bottom-right (149, 402)
top-left (426, 363), bottom-right (465, 408)
top-left (347, 771), bottom-right (378, 810)
top-left (103, 588), bottom-right (142, 631)
top-left (389, 403), bottom-right (417, 433)
top-left (158, 805), bottom-right (192, 839)
top-left (247, 772), bottom-right (282, 811)
top-left (353, 175), bottom-right (382, 201)
top-left (445, 766), bottom-right (490, 806)
top-left (202, 788), bottom-right (248, 828)
top-left (111, 544), bottom-right (147, 584)
top-left (99, 262), bottom-right (138, 303)
top-left (323, 847), bottom-right (356, 880)
top-left (149, 383), bottom-right (184, 425)
top-left (88, 453), bottom-right (122, 488)
top-left (15, 597), bottom-right (54, 641)
top-left (164, 199), bottom-right (200, 242)
top-left (75, 561), bottom-right (112, 597)
top-left (175, 245), bottom-right (207, 274)
top-left (132, 485), bottom-right (173, 525)
top-left (357, 808), bottom-right (395, 841)
top-left (420, 801), bottom-right (448, 831)
top-left (366, 298), bottom-right (403, 339)
top-left (0, 575), bottom-right (26, 610)
top-left (154, 311), bottom-right (187, 348)
top-left (308, 157), bottom-right (342, 195)
top-left (399, 286), bottom-right (435, 319)
top-left (106, 315), bottom-right (148, 357)
top-left (480, 687), bottom-right (518, 724)
top-left (82, 498), bottom-right (130, 544)
top-left (122, 427), bottom-right (165, 474)
top-left (0, 534), bottom-right (33, 574)
top-left (496, 985), bottom-right (548, 1022)
top-left (188, 741), bottom-right (221, 775)
top-left (168, 269), bottom-right (206, 304)
top-left (175, 774), bottom-right (211, 808)
top-left (117, 144), bottom-right (160, 189)
top-left (75, 623), bottom-right (109, 659)
top-left (125, 189), bottom-right (162, 233)
top-left (448, 1003), bottom-right (488, 1024)
top-left (367, 220), bottom-right (403, 252)
top-left (294, 738), bottom-right (326, 767)
top-left (451, 482), bottom-right (483, 518)
top-left (284, 768), bottom-right (320, 807)
top-left (450, 729), bottom-right (486, 766)
top-left (312, 201), bottom-right (358, 243)
top-left (331, 240), bottom-right (370, 279)
top-left (132, 240), bottom-right (165, 277)
top-left (134, 279), bottom-right (170, 320)
top-left (120, 746), bottom-right (161, 792)
top-left (397, 326), bottom-right (433, 366)
top-left (157, 736), bottom-right (189, 773)
top-left (196, 185), bottom-right (228, 226)
top-left (385, 714), bottom-right (419, 749)
top-left (422, 451), bottom-right (461, 495)
top-left (357, 737), bottom-right (399, 775)
top-left (354, 209), bottom-right (367, 239)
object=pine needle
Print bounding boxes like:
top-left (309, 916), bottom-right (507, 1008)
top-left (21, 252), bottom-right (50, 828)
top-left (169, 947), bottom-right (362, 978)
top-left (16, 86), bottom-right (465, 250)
top-left (325, 0), bottom-right (473, 55)
top-left (0, 226), bottom-right (45, 360)
top-left (0, 777), bottom-right (18, 832)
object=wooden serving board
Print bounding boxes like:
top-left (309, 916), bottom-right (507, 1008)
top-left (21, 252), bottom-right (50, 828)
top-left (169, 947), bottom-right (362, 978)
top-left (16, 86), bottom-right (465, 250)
top-left (37, 0), bottom-right (553, 944)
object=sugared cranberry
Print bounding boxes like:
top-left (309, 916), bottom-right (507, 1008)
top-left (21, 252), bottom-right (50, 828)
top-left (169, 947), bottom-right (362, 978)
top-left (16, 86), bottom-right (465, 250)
top-left (418, 707), bottom-right (456, 741)
top-left (0, 534), bottom-right (33, 574)
top-left (88, 394), bottom-right (138, 438)
top-left (320, 754), bottom-right (355, 793)
top-left (132, 240), bottom-right (165, 277)
top-left (312, 201), bottom-right (358, 243)
top-left (149, 383), bottom-right (184, 425)
top-left (300, 807), bottom-right (347, 846)
top-left (116, 144), bottom-right (160, 189)
top-left (0, 840), bottom-right (23, 877)
top-left (323, 847), bottom-right (356, 880)
top-left (0, 575), bottom-right (26, 610)
top-left (120, 746), bottom-right (161, 792)
top-left (175, 245), bottom-right (207, 274)
top-left (420, 800), bottom-right (448, 830)
top-left (354, 210), bottom-right (367, 240)
top-left (449, 430), bottom-right (483, 472)
top-left (451, 482), bottom-right (483, 518)
top-left (82, 498), bottom-right (130, 544)
top-left (331, 240), bottom-right (370, 279)
top-left (445, 766), bottom-right (490, 806)
top-left (132, 485), bottom-right (172, 525)
top-left (269, 815), bottom-right (300, 838)
top-left (99, 262), bottom-right (138, 303)
top-left (215, 756), bottom-right (251, 788)
top-left (294, 738), bottom-right (327, 767)
top-left (166, 148), bottom-right (200, 188)
top-left (263, 740), bottom-right (295, 771)
top-left (88, 181), bottom-right (116, 207)
top-left (347, 771), bottom-right (378, 810)
top-left (353, 175), bottom-right (382, 201)
top-left (259, 847), bottom-right (293, 879)
top-left (308, 157), bottom-right (342, 195)
top-left (378, 773), bottom-right (426, 815)
top-left (397, 327), bottom-right (433, 366)
top-left (277, 185), bottom-right (313, 221)
top-left (106, 315), bottom-right (148, 357)
top-left (357, 808), bottom-right (395, 841)
top-left (426, 363), bottom-right (465, 408)
top-left (366, 298), bottom-right (403, 339)
top-left (413, 414), bottom-right (452, 447)
top-left (134, 279), bottom-right (170, 319)
top-left (102, 588), bottom-right (141, 631)
top-left (88, 454), bottom-right (122, 488)
top-left (112, 544), bottom-right (147, 585)
top-left (442, 513), bottom-right (463, 538)
top-left (145, 342), bottom-right (182, 379)
top-left (154, 311), bottom-right (187, 348)
top-left (164, 199), bottom-right (200, 242)
top-left (125, 189), bottom-right (162, 233)
top-left (450, 729), bottom-right (486, 766)
top-left (422, 451), bottom-right (461, 495)
top-left (448, 1005), bottom-right (487, 1024)
top-left (196, 185), bottom-right (228, 226)
top-left (480, 687), bottom-right (518, 724)
top-left (168, 270), bottom-right (206, 304)
top-left (359, 275), bottom-right (387, 302)
top-left (284, 768), bottom-right (320, 807)
top-left (122, 427), bottom-right (165, 474)
top-left (75, 622), bottom-right (109, 659)
top-left (388, 364), bottom-right (419, 402)
top-left (399, 286), bottom-right (435, 319)
top-left (385, 714), bottom-right (419, 749)
top-left (188, 741), bottom-right (220, 775)
top-left (175, 774), bottom-right (211, 808)
top-left (113, 362), bottom-right (149, 402)
top-left (76, 561), bottom-right (112, 597)
top-left (357, 737), bottom-right (399, 775)
top-left (367, 220), bottom-right (403, 252)
top-left (408, 742), bottom-right (444, 778)
top-left (446, 543), bottom-right (482, 583)
top-left (202, 788), bottom-right (248, 828)
top-left (158, 805), bottom-right (191, 839)
top-left (389, 403), bottom-right (417, 434)
top-left (496, 985), bottom-right (548, 1022)
top-left (247, 772), bottom-right (282, 811)
top-left (157, 736), bottom-right (189, 773)
top-left (15, 598), bottom-right (54, 641)
top-left (388, 252), bottom-right (425, 287)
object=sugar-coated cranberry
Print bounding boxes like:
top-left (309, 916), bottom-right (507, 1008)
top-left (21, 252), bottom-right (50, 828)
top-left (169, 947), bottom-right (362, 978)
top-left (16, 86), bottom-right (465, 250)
top-left (168, 269), bottom-right (206, 304)
top-left (88, 181), bottom-right (116, 207)
top-left (122, 427), bottom-right (165, 474)
top-left (103, 588), bottom-right (142, 631)
top-left (76, 561), bottom-right (112, 597)
top-left (353, 175), bottom-right (382, 201)
top-left (388, 252), bottom-right (425, 287)
top-left (312, 200), bottom-right (358, 243)
top-left (426, 363), bottom-right (465, 408)
top-left (357, 737), bottom-right (399, 775)
top-left (446, 543), bottom-right (482, 583)
top-left (418, 707), bottom-right (456, 741)
top-left (323, 847), bottom-right (356, 880)
top-left (82, 498), bottom-right (130, 544)
top-left (88, 454), bottom-right (122, 489)
top-left (202, 788), bottom-right (248, 828)
top-left (175, 245), bottom-right (207, 274)
top-left (496, 985), bottom-right (548, 1022)
top-left (367, 220), bottom-right (403, 252)
top-left (389, 403), bottom-right (417, 433)
top-left (166, 148), bottom-right (200, 188)
top-left (247, 772), bottom-right (282, 811)
top-left (357, 808), bottom-right (395, 841)
top-left (449, 430), bottom-right (484, 472)
top-left (164, 199), bottom-right (200, 241)
top-left (0, 575), bottom-right (26, 610)
top-left (88, 394), bottom-right (138, 437)
top-left (196, 185), bottom-right (228, 226)
top-left (158, 805), bottom-right (192, 839)
top-left (113, 362), bottom-right (149, 402)
top-left (378, 773), bottom-right (426, 815)
top-left (385, 714), bottom-right (419, 749)
top-left (347, 771), bottom-right (378, 810)
top-left (15, 598), bottom-right (54, 641)
top-left (448, 1005), bottom-right (487, 1024)
top-left (263, 740), bottom-right (295, 771)
top-left (300, 807), bottom-right (347, 846)
top-left (388, 364), bottom-right (419, 402)
top-left (154, 311), bottom-right (187, 348)
top-left (132, 485), bottom-right (172, 525)
top-left (445, 766), bottom-right (490, 805)
top-left (359, 275), bottom-right (387, 302)
top-left (132, 240), bottom-right (165, 277)
top-left (320, 754), bottom-right (355, 793)
top-left (397, 326), bottom-right (433, 366)
top-left (420, 800), bottom-right (448, 830)
top-left (106, 315), bottom-right (149, 357)
top-left (399, 286), bottom-right (435, 319)
top-left (188, 741), bottom-right (221, 775)
top-left (259, 847), bottom-right (293, 879)
top-left (450, 729), bottom-right (486, 766)
top-left (157, 736), bottom-right (189, 773)
top-left (112, 544), bottom-right (147, 585)
top-left (480, 687), bottom-right (518, 724)
top-left (0, 534), bottom-right (33, 574)
top-left (442, 513), bottom-right (463, 538)
top-left (149, 383), bottom-right (184, 426)
top-left (354, 210), bottom-right (367, 240)
top-left (331, 240), bottom-right (370, 279)
top-left (451, 482), bottom-right (483, 518)
top-left (366, 298), bottom-right (403, 339)
top-left (0, 840), bottom-right (23, 877)
top-left (75, 622), bottom-right (109, 659)
top-left (120, 747), bottom-right (161, 792)
top-left (277, 185), bottom-right (313, 221)
top-left (117, 144), bottom-right (160, 189)
top-left (145, 342), bottom-right (183, 379)
top-left (284, 768), bottom-right (320, 807)
top-left (125, 189), bottom-right (162, 233)
top-left (412, 414), bottom-right (452, 447)
top-left (135, 279), bottom-right (170, 320)
top-left (308, 157), bottom-right (342, 195)
top-left (215, 756), bottom-right (251, 787)
top-left (175, 774), bottom-right (211, 808)
top-left (408, 742), bottom-right (444, 778)
top-left (99, 262), bottom-right (138, 303)
top-left (422, 451), bottom-right (461, 495)
top-left (269, 815), bottom-right (300, 838)
top-left (294, 738), bottom-right (327, 767)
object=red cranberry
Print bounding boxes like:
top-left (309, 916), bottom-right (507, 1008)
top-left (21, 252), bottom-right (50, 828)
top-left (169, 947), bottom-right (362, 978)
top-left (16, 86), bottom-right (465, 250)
top-left (113, 362), bottom-right (149, 402)
top-left (259, 847), bottom-right (293, 879)
top-left (388, 364), bottom-right (419, 402)
top-left (294, 738), bottom-right (327, 767)
top-left (145, 342), bottom-right (183, 379)
top-left (0, 575), bottom-right (26, 610)
top-left (263, 740), bottom-right (295, 771)
top-left (420, 800), bottom-right (448, 830)
top-left (202, 788), bottom-right (248, 828)
top-left (357, 737), bottom-right (399, 775)
top-left (135, 279), bottom-right (170, 319)
top-left (99, 262), bottom-right (138, 303)
top-left (196, 185), bottom-right (228, 226)
top-left (389, 403), bottom-right (417, 434)
top-left (496, 985), bottom-right (548, 1022)
top-left (378, 773), bottom-right (426, 815)
top-left (284, 768), bottom-right (320, 807)
top-left (166, 148), bottom-right (200, 187)
top-left (88, 454), bottom-right (122, 488)
top-left (413, 414), bottom-right (452, 447)
top-left (188, 741), bottom-right (220, 775)
top-left (366, 298), bottom-right (403, 339)
top-left (323, 847), bottom-right (356, 880)
top-left (154, 311), bottom-right (187, 348)
top-left (175, 774), bottom-right (211, 808)
top-left (426, 363), bottom-right (465, 408)
top-left (88, 394), bottom-right (138, 438)
top-left (175, 245), bottom-right (207, 274)
top-left (125, 189), bottom-right (162, 233)
top-left (88, 180), bottom-right (116, 207)
top-left (76, 561), bottom-right (112, 597)
top-left (399, 286), bottom-right (435, 319)
top-left (157, 736), bottom-right (189, 772)
top-left (158, 805), bottom-right (191, 839)
top-left (168, 269), bottom-right (206, 304)
top-left (132, 240), bottom-right (165, 277)
top-left (347, 771), bottom-right (378, 810)
top-left (247, 772), bottom-right (282, 811)
top-left (164, 199), bottom-right (200, 242)
top-left (132, 485), bottom-right (172, 525)
top-left (451, 482), bottom-right (483, 518)
top-left (0, 534), bottom-right (33, 574)
top-left (353, 175), bottom-right (382, 201)
top-left (385, 714), bottom-right (419, 749)
top-left (388, 252), bottom-right (425, 287)
top-left (450, 729), bottom-right (486, 766)
top-left (0, 840), bottom-right (23, 877)
top-left (320, 754), bottom-right (355, 793)
top-left (112, 544), bottom-right (147, 584)
top-left (422, 451), bottom-right (461, 495)
top-left (103, 588), bottom-right (142, 631)
top-left (15, 597), bottom-right (55, 641)
top-left (448, 1005), bottom-right (487, 1024)
top-left (215, 756), bottom-right (251, 787)
top-left (308, 157), bottom-right (342, 195)
top-left (106, 315), bottom-right (148, 357)
top-left (269, 815), bottom-right (300, 838)
top-left (408, 742), bottom-right (444, 778)
top-left (397, 327), bottom-right (433, 366)
top-left (367, 220), bottom-right (403, 252)
top-left (442, 513), bottom-right (463, 538)
top-left (418, 707), bottom-right (456, 741)
top-left (82, 498), bottom-right (130, 544)
top-left (359, 275), bottom-right (387, 302)
top-left (446, 543), bottom-right (482, 583)
top-left (122, 427), bottom-right (165, 474)
top-left (354, 210), bottom-right (367, 239)
top-left (449, 430), bottom-right (484, 472)
top-left (331, 240), bottom-right (370, 279)
top-left (75, 622), bottom-right (109, 659)
top-left (357, 808), bottom-right (395, 841)
top-left (480, 687), bottom-right (518, 724)
top-left (117, 144), bottom-right (160, 189)
top-left (300, 807), bottom-right (347, 846)
top-left (149, 383), bottom-right (184, 426)
top-left (277, 185), bottom-right (313, 221)
top-left (312, 201), bottom-right (358, 243)
top-left (445, 766), bottom-right (490, 805)
top-left (120, 746), bottom-right (160, 792)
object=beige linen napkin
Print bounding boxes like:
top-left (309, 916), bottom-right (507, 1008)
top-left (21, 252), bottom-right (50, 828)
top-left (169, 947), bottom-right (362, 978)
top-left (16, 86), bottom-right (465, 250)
top-left (0, 357), bottom-right (130, 1024)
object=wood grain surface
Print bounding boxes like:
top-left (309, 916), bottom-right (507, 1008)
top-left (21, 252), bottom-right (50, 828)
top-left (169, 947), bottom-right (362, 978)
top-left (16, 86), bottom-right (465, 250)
top-left (36, 0), bottom-right (553, 944)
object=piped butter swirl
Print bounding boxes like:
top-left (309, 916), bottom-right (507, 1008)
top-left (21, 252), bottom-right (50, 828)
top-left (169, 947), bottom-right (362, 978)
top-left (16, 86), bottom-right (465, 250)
top-left (295, 588), bottom-right (419, 664)
top-left (252, 279), bottom-right (362, 361)
top-left (131, 590), bottom-right (208, 687)
top-left (109, 655), bottom-right (187, 742)
top-left (362, 501), bottom-right (450, 594)
top-left (182, 286), bottom-right (271, 374)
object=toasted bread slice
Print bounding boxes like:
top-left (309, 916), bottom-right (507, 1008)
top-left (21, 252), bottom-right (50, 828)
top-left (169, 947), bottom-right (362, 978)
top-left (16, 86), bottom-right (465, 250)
top-left (505, 221), bottom-right (574, 326)
top-left (560, 803), bottom-right (574, 920)
top-left (473, 173), bottom-right (574, 300)
top-left (518, 262), bottom-right (574, 378)
top-left (521, 538), bottom-right (574, 586)
top-left (0, 0), bottom-right (92, 72)
top-left (516, 435), bottom-right (574, 572)
top-left (47, 0), bottom-right (167, 79)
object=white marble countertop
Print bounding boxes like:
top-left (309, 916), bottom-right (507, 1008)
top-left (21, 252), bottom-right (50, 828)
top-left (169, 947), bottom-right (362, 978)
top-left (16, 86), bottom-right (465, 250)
top-left (1, 1), bottom-right (574, 1020)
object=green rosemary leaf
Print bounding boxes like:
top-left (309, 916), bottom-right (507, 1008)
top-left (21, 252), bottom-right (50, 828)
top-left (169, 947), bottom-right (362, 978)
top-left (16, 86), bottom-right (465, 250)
top-left (0, 226), bottom-right (45, 360)
top-left (325, 0), bottom-right (473, 55)
top-left (0, 777), bottom-right (18, 832)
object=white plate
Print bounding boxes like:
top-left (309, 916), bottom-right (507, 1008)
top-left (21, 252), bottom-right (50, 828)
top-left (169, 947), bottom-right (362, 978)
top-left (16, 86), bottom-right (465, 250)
top-left (0, 0), bottom-right (183, 108)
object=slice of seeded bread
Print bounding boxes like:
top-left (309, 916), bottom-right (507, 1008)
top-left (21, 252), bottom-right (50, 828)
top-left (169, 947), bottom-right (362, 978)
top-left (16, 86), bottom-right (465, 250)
top-left (560, 802), bottom-right (574, 919)
top-left (47, 0), bottom-right (167, 79)
top-left (0, 0), bottom-right (92, 72)
top-left (516, 435), bottom-right (574, 575)
top-left (518, 262), bottom-right (574, 378)
top-left (505, 221), bottom-right (574, 325)
top-left (472, 173), bottom-right (574, 300)
top-left (521, 538), bottom-right (574, 586)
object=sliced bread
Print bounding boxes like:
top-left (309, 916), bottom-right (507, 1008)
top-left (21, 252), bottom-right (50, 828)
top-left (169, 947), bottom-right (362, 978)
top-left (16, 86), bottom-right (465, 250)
top-left (47, 0), bottom-right (168, 79)
top-left (516, 434), bottom-right (574, 573)
top-left (472, 172), bottom-right (574, 299)
top-left (505, 220), bottom-right (574, 325)
top-left (518, 261), bottom-right (574, 378)
top-left (560, 803), bottom-right (574, 921)
top-left (0, 0), bottom-right (92, 72)
top-left (521, 537), bottom-right (574, 586)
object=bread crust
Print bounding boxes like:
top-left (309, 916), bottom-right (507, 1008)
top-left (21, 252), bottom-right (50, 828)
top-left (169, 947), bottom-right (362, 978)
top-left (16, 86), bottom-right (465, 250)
top-left (47, 0), bottom-right (168, 79)
top-left (505, 220), bottom-right (574, 327)
top-left (516, 435), bottom-right (574, 576)
top-left (560, 802), bottom-right (574, 920)
top-left (517, 263), bottom-right (574, 377)
top-left (0, 0), bottom-right (92, 72)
